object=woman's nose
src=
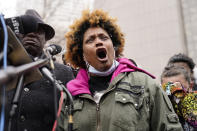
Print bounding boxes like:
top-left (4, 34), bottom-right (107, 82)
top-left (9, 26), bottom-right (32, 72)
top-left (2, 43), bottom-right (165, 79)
top-left (95, 38), bottom-right (103, 47)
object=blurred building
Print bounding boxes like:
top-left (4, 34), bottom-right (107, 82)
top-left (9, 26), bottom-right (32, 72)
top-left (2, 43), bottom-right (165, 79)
top-left (181, 0), bottom-right (197, 65)
top-left (14, 0), bottom-right (197, 80)
top-left (94, 0), bottom-right (197, 81)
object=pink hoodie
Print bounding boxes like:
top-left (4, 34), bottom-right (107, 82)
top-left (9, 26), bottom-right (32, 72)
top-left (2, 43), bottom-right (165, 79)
top-left (67, 58), bottom-right (155, 96)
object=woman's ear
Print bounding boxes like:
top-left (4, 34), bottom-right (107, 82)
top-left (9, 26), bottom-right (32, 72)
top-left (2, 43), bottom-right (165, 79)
top-left (83, 55), bottom-right (86, 62)
top-left (83, 55), bottom-right (89, 68)
top-left (113, 46), bottom-right (118, 58)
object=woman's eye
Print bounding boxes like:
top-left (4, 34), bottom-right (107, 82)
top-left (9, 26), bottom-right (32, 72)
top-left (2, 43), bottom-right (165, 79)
top-left (101, 36), bottom-right (109, 40)
top-left (86, 38), bottom-right (94, 43)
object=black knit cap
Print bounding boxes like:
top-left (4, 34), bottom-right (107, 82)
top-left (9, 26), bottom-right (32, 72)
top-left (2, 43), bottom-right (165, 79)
top-left (20, 9), bottom-right (55, 40)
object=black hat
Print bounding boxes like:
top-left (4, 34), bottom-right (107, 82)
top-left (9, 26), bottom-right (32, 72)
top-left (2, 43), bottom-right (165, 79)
top-left (20, 9), bottom-right (55, 40)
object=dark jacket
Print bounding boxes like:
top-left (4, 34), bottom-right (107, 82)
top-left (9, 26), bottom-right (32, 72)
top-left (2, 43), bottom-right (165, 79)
top-left (5, 63), bottom-right (74, 131)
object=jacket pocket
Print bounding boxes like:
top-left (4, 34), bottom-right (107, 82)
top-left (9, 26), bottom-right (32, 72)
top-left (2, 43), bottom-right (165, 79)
top-left (112, 84), bottom-right (146, 130)
top-left (166, 125), bottom-right (183, 131)
top-left (73, 99), bottom-right (83, 112)
top-left (165, 113), bottom-right (182, 131)
top-left (72, 99), bottom-right (84, 130)
top-left (115, 83), bottom-right (145, 110)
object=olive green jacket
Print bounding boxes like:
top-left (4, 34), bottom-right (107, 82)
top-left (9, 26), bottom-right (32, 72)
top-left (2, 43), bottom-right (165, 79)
top-left (56, 71), bottom-right (183, 131)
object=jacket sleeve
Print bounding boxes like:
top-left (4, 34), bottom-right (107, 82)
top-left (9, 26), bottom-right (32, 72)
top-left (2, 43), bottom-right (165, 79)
top-left (150, 82), bottom-right (183, 131)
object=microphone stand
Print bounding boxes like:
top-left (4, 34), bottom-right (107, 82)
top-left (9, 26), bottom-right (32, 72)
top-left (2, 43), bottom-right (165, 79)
top-left (8, 75), bottom-right (24, 131)
top-left (40, 66), bottom-right (74, 131)
top-left (41, 51), bottom-right (74, 131)
top-left (1, 53), bottom-right (74, 131)
top-left (2, 58), bottom-right (49, 131)
top-left (0, 58), bottom-right (48, 86)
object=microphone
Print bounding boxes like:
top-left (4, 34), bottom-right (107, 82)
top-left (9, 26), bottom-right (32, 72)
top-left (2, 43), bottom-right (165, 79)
top-left (45, 44), bottom-right (62, 55)
top-left (5, 16), bottom-right (24, 35)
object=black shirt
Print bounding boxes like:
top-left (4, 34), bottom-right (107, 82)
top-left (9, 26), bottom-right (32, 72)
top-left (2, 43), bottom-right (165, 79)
top-left (89, 74), bottom-right (112, 95)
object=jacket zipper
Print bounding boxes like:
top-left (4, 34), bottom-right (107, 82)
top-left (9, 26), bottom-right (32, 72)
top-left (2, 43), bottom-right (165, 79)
top-left (79, 84), bottom-right (119, 131)
top-left (96, 103), bottom-right (100, 131)
top-left (95, 86), bottom-right (117, 131)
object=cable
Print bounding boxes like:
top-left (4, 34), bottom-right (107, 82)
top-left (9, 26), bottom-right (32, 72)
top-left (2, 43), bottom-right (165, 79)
top-left (0, 13), bottom-right (8, 131)
top-left (43, 51), bottom-right (58, 128)
top-left (51, 69), bottom-right (58, 125)
top-left (52, 91), bottom-right (64, 131)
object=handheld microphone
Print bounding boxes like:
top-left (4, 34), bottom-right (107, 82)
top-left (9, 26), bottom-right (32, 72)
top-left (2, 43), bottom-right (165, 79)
top-left (45, 44), bottom-right (62, 55)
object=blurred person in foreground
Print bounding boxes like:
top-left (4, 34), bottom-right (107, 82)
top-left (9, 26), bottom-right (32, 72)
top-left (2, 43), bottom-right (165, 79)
top-left (56, 9), bottom-right (182, 131)
top-left (161, 65), bottom-right (197, 131)
top-left (4, 9), bottom-right (74, 131)
top-left (167, 53), bottom-right (197, 91)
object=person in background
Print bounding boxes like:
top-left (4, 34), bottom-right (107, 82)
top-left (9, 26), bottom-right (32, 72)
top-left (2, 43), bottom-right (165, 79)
top-left (194, 67), bottom-right (197, 88)
top-left (4, 9), bottom-right (74, 131)
top-left (62, 53), bottom-right (78, 77)
top-left (56, 9), bottom-right (182, 131)
top-left (161, 65), bottom-right (197, 131)
top-left (167, 53), bottom-right (197, 90)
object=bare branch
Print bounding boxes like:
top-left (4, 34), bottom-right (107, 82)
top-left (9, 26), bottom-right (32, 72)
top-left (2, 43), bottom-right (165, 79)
top-left (43, 0), bottom-right (65, 21)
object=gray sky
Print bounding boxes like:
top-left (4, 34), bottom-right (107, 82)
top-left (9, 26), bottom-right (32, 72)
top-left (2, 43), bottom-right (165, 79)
top-left (0, 0), bottom-right (16, 17)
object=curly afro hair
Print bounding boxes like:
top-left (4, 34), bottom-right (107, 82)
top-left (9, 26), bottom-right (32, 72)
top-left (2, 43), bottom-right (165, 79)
top-left (64, 9), bottom-right (125, 69)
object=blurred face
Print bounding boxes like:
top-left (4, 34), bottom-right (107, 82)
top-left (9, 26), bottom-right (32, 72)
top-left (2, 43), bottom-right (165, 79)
top-left (161, 74), bottom-right (191, 93)
top-left (83, 27), bottom-right (115, 72)
top-left (17, 27), bottom-right (46, 57)
top-left (173, 62), bottom-right (195, 88)
top-left (173, 62), bottom-right (191, 75)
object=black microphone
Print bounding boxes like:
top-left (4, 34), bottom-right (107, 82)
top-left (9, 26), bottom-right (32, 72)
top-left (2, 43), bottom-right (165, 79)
top-left (45, 44), bottom-right (62, 55)
top-left (5, 16), bottom-right (24, 35)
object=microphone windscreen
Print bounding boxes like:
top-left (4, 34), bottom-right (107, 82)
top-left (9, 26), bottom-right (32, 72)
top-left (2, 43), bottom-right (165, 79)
top-left (48, 44), bottom-right (62, 55)
top-left (5, 16), bottom-right (24, 35)
top-left (54, 44), bottom-right (62, 54)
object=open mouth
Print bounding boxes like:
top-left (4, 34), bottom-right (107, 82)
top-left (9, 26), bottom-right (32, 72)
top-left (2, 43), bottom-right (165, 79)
top-left (96, 48), bottom-right (107, 59)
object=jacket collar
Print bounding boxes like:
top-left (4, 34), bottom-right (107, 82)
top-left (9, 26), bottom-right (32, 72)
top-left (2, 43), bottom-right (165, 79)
top-left (67, 58), bottom-right (155, 96)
